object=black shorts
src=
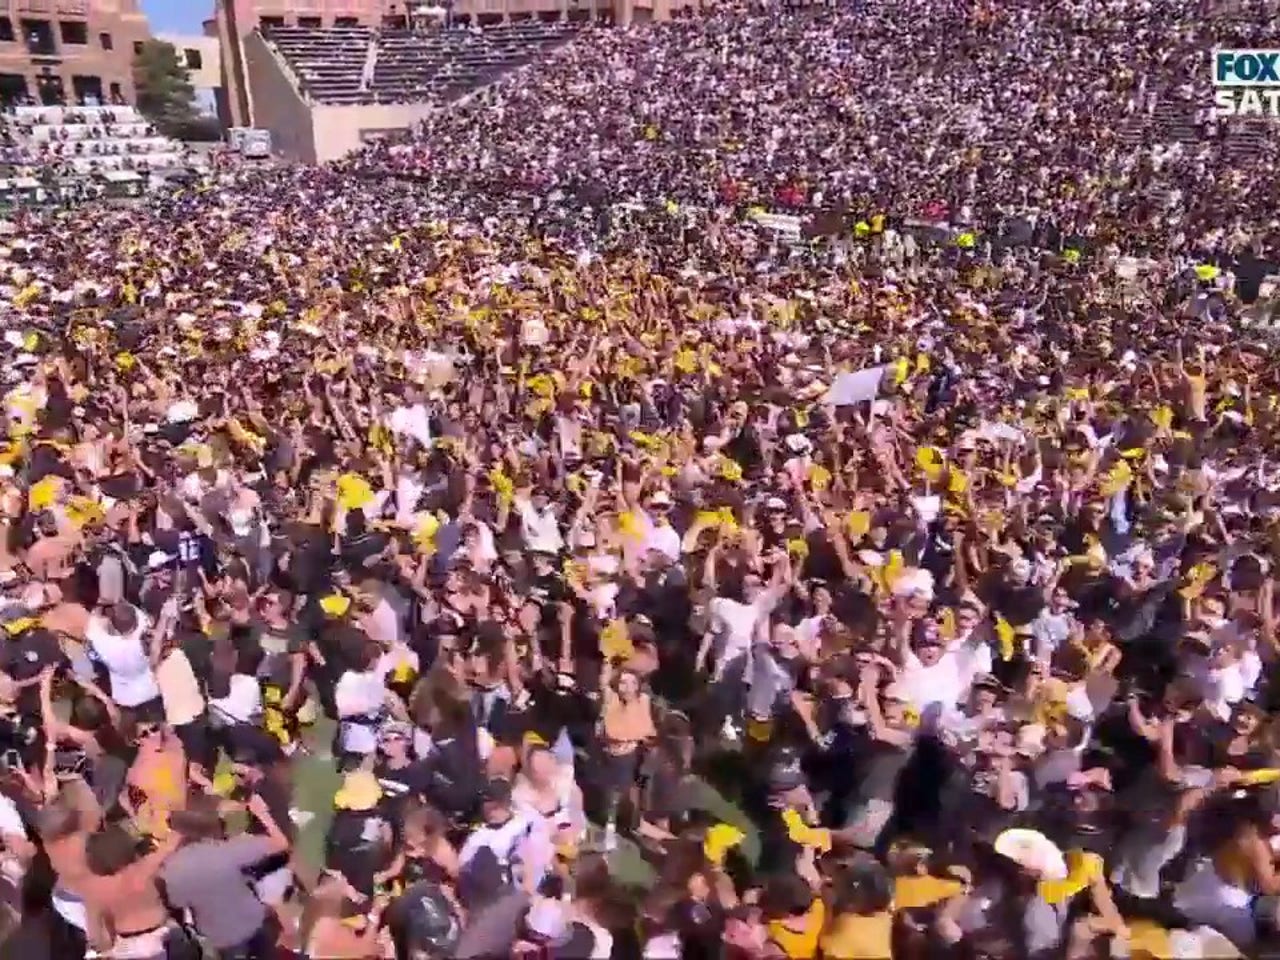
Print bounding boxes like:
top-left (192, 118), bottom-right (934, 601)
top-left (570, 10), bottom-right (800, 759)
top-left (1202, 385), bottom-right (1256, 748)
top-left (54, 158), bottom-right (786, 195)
top-left (599, 749), bottom-right (640, 795)
top-left (125, 697), bottom-right (166, 725)
top-left (174, 717), bottom-right (215, 773)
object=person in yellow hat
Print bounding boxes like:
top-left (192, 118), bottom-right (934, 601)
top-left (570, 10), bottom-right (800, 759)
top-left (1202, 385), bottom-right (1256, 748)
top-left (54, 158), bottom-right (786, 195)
top-left (325, 769), bottom-right (393, 903)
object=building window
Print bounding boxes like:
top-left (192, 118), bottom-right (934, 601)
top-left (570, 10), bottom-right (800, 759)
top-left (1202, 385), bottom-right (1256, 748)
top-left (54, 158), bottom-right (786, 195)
top-left (0, 74), bottom-right (27, 106)
top-left (108, 81), bottom-right (121, 103)
top-left (35, 73), bottom-right (65, 105)
top-left (298, 16), bottom-right (322, 27)
top-left (22, 20), bottom-right (57, 56)
top-left (184, 48), bottom-right (202, 70)
top-left (132, 40), bottom-right (143, 55)
top-left (98, 31), bottom-right (112, 50)
top-left (334, 16), bottom-right (360, 27)
top-left (259, 16), bottom-right (285, 30)
top-left (383, 15), bottom-right (407, 29)
top-left (59, 20), bottom-right (88, 45)
top-left (71, 74), bottom-right (102, 105)
top-left (0, 18), bottom-right (14, 43)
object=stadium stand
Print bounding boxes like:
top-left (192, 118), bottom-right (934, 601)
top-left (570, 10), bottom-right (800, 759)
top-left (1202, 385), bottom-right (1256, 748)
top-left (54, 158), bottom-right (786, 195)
top-left (0, 105), bottom-right (203, 175)
top-left (267, 25), bottom-right (374, 106)
top-left (265, 22), bottom-right (581, 106)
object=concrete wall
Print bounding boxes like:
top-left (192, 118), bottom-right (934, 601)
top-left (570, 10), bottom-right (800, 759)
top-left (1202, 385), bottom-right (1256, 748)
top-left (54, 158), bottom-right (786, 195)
top-left (216, 0), bottom-right (387, 126)
top-left (310, 100), bottom-right (434, 162)
top-left (214, 0), bottom-right (252, 127)
top-left (157, 34), bottom-right (220, 90)
top-left (157, 33), bottom-right (222, 117)
top-left (243, 31), bottom-right (431, 163)
top-left (241, 29), bottom-right (314, 161)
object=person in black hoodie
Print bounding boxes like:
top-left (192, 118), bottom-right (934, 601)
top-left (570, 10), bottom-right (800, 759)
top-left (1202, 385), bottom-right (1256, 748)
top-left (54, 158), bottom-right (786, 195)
top-left (419, 695), bottom-right (485, 827)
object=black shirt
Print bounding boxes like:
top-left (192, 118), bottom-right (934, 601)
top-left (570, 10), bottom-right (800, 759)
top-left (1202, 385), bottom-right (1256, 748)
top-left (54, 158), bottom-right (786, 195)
top-left (375, 758), bottom-right (432, 818)
top-left (325, 808), bottom-right (392, 897)
top-left (245, 773), bottom-right (295, 879)
top-left (757, 809), bottom-right (803, 876)
top-left (989, 580), bottom-right (1045, 627)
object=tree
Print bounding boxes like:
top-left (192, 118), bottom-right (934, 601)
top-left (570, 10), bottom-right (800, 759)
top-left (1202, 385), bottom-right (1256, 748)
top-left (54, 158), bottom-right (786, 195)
top-left (132, 40), bottom-right (200, 137)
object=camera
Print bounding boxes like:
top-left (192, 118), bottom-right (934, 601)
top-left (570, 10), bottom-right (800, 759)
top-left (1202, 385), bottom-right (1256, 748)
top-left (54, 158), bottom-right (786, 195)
top-left (0, 712), bottom-right (40, 768)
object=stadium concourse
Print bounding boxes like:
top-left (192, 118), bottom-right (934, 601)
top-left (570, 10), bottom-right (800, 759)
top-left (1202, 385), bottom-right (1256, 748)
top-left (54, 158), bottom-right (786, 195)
top-left (1, 0), bottom-right (1280, 958)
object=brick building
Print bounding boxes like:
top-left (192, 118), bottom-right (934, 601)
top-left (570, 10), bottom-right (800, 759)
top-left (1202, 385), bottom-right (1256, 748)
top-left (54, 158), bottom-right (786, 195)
top-left (0, 0), bottom-right (151, 107)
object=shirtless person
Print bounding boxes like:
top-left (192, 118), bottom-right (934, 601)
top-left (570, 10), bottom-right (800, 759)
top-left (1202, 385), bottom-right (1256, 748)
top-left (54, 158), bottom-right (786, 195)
top-left (37, 784), bottom-right (100, 959)
top-left (39, 783), bottom-right (180, 960)
top-left (80, 824), bottom-right (181, 960)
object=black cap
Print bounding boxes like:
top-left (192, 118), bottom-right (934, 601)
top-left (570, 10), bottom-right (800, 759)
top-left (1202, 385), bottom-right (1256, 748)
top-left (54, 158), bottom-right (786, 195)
top-left (768, 748), bottom-right (806, 793)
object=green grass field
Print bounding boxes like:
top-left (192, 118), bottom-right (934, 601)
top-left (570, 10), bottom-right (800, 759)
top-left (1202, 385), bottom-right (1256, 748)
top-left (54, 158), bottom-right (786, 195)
top-left (282, 719), bottom-right (759, 888)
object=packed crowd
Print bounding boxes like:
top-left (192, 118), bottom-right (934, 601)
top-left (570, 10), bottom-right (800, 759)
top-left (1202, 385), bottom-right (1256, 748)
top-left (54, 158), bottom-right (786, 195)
top-left (0, 0), bottom-right (1277, 958)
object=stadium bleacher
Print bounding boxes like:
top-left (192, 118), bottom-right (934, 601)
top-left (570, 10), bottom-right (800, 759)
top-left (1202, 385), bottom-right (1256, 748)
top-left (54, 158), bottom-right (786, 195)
top-left (0, 105), bottom-right (204, 175)
top-left (268, 25), bottom-right (374, 105)
top-left (266, 22), bottom-right (581, 106)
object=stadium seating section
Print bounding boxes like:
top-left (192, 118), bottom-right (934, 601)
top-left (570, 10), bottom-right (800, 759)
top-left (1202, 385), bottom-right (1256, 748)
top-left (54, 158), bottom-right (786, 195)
top-left (266, 22), bottom-right (581, 105)
top-left (0, 105), bottom-right (201, 175)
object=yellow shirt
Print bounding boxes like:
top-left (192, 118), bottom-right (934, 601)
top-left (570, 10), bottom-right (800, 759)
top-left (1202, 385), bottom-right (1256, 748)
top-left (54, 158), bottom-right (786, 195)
top-left (768, 898), bottom-right (825, 959)
top-left (893, 874), bottom-right (965, 909)
top-left (128, 742), bottom-right (185, 838)
top-left (1124, 919), bottom-right (1172, 959)
top-left (819, 912), bottom-right (893, 959)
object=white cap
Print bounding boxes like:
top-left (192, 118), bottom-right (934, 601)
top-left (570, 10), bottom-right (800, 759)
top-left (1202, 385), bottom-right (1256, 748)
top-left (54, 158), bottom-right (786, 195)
top-left (993, 829), bottom-right (1068, 880)
top-left (146, 550), bottom-right (176, 570)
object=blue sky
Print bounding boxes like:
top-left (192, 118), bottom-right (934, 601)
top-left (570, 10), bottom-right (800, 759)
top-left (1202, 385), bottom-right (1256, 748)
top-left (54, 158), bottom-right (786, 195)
top-left (141, 0), bottom-right (209, 35)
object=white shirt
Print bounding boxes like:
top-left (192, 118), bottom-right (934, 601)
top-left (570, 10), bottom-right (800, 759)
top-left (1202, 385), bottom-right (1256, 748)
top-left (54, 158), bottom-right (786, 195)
top-left (0, 793), bottom-right (28, 885)
top-left (512, 769), bottom-right (582, 839)
top-left (587, 582), bottom-right (619, 620)
top-left (644, 933), bottom-right (682, 959)
top-left (515, 498), bottom-right (564, 553)
top-left (208, 673), bottom-right (262, 725)
top-left (708, 595), bottom-right (774, 675)
top-left (638, 510), bottom-right (681, 561)
top-left (948, 635), bottom-right (993, 679)
top-left (458, 813), bottom-right (535, 872)
top-left (87, 608), bottom-right (159, 708)
top-left (335, 668), bottom-right (388, 754)
top-left (394, 473), bottom-right (426, 526)
top-left (388, 403), bottom-right (432, 449)
top-left (1031, 610), bottom-right (1074, 664)
top-left (797, 614), bottom-right (827, 649)
top-left (900, 650), bottom-right (975, 724)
